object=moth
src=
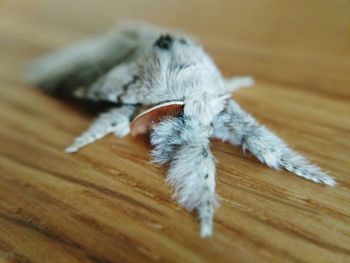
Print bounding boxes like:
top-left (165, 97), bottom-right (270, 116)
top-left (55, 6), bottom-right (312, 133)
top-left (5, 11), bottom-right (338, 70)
top-left (28, 22), bottom-right (336, 238)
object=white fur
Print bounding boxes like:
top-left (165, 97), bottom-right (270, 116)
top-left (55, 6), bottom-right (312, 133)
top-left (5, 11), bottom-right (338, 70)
top-left (213, 100), bottom-right (336, 186)
top-left (151, 116), bottom-right (218, 237)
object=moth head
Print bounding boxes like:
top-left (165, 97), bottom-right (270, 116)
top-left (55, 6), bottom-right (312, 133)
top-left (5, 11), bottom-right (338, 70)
top-left (140, 34), bottom-right (224, 104)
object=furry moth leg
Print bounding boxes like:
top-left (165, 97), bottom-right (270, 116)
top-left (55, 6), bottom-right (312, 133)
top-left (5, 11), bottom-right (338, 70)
top-left (65, 105), bottom-right (137, 153)
top-left (213, 99), bottom-right (336, 186)
top-left (151, 116), bottom-right (218, 237)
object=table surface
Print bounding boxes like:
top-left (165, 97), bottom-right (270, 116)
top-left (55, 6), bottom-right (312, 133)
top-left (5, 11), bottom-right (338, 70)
top-left (0, 0), bottom-right (350, 262)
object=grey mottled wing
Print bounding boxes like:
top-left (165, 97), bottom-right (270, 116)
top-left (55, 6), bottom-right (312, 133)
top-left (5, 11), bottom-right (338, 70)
top-left (27, 22), bottom-right (162, 101)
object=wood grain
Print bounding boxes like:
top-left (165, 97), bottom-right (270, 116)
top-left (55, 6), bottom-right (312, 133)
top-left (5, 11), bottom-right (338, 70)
top-left (0, 0), bottom-right (349, 262)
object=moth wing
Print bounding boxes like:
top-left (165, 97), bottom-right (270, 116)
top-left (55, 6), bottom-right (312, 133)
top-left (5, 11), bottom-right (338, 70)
top-left (73, 61), bottom-right (140, 104)
top-left (27, 22), bottom-right (162, 99)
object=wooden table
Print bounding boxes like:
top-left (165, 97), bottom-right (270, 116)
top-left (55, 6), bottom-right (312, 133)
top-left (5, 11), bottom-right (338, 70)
top-left (1, 1), bottom-right (349, 262)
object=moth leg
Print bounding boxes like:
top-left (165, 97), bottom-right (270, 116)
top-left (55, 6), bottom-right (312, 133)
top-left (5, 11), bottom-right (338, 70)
top-left (151, 116), bottom-right (218, 237)
top-left (212, 99), bottom-right (336, 186)
top-left (65, 105), bottom-right (137, 153)
top-left (225, 76), bottom-right (254, 92)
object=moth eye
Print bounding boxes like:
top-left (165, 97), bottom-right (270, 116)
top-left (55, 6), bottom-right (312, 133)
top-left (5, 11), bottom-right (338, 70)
top-left (154, 34), bottom-right (173, 49)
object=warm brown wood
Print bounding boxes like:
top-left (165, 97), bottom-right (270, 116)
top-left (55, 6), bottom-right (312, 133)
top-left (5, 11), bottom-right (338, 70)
top-left (0, 0), bottom-right (349, 262)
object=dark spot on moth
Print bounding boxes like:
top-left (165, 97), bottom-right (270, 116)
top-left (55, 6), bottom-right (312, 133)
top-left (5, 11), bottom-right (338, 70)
top-left (174, 128), bottom-right (182, 137)
top-left (204, 174), bottom-right (209, 179)
top-left (155, 34), bottom-right (173, 49)
top-left (177, 64), bottom-right (189, 70)
top-left (179, 38), bottom-right (187, 44)
top-left (202, 147), bottom-right (208, 157)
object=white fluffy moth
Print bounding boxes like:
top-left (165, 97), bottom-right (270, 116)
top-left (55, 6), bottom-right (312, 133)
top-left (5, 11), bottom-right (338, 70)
top-left (27, 22), bottom-right (336, 238)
